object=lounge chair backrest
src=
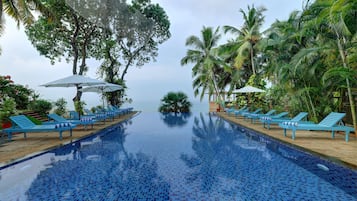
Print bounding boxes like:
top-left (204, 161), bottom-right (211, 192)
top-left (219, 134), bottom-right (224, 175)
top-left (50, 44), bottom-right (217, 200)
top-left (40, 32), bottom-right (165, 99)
top-left (240, 107), bottom-right (249, 112)
top-left (48, 113), bottom-right (67, 122)
top-left (239, 106), bottom-right (247, 111)
top-left (273, 112), bottom-right (289, 118)
top-left (265, 109), bottom-right (276, 115)
top-left (291, 112), bottom-right (308, 121)
top-left (318, 112), bottom-right (346, 127)
top-left (10, 115), bottom-right (36, 129)
top-left (69, 111), bottom-right (80, 120)
top-left (251, 108), bottom-right (262, 114)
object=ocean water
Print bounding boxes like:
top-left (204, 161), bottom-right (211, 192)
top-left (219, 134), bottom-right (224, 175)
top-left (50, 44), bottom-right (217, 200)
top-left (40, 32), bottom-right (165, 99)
top-left (122, 100), bottom-right (209, 113)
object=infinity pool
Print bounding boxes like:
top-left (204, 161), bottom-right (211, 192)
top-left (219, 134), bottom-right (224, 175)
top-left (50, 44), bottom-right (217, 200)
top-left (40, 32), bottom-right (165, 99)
top-left (0, 112), bottom-right (356, 200)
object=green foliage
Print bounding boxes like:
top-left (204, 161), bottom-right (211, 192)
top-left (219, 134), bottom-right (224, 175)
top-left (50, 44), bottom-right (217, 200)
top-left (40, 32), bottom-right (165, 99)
top-left (54, 98), bottom-right (67, 116)
top-left (29, 99), bottom-right (52, 117)
top-left (26, 115), bottom-right (42, 125)
top-left (159, 92), bottom-right (192, 113)
top-left (0, 98), bottom-right (17, 123)
top-left (97, 0), bottom-right (171, 106)
top-left (181, 26), bottom-right (227, 102)
top-left (74, 101), bottom-right (86, 115)
top-left (0, 75), bottom-right (34, 110)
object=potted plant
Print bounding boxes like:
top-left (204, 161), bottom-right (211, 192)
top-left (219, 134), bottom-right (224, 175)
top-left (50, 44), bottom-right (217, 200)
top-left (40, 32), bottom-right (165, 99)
top-left (0, 98), bottom-right (16, 129)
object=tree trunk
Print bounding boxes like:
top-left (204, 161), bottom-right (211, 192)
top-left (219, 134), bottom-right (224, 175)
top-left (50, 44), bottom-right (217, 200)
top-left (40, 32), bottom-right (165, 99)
top-left (335, 30), bottom-right (357, 132)
top-left (250, 47), bottom-right (256, 75)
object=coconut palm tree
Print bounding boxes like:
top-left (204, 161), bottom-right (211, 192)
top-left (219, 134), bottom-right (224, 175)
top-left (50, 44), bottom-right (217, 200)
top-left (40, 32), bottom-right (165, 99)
top-left (303, 0), bottom-right (357, 130)
top-left (223, 5), bottom-right (266, 75)
top-left (1, 0), bottom-right (49, 27)
top-left (181, 26), bottom-right (227, 104)
top-left (0, 0), bottom-right (50, 52)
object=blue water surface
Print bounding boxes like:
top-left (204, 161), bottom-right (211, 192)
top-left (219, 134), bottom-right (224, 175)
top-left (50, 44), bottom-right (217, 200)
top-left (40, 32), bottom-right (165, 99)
top-left (0, 112), bottom-right (356, 201)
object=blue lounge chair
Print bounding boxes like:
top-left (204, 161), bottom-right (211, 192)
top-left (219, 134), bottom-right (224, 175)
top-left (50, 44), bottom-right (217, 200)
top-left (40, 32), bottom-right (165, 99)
top-left (111, 105), bottom-right (134, 115)
top-left (107, 105), bottom-right (126, 117)
top-left (71, 110), bottom-right (107, 123)
top-left (240, 108), bottom-right (263, 118)
top-left (225, 108), bottom-right (235, 115)
top-left (260, 112), bottom-right (309, 129)
top-left (245, 109), bottom-right (277, 123)
top-left (95, 108), bottom-right (116, 121)
top-left (3, 115), bottom-right (76, 140)
top-left (234, 107), bottom-right (249, 117)
top-left (47, 113), bottom-right (96, 129)
top-left (278, 112), bottom-right (354, 142)
top-left (225, 106), bottom-right (246, 116)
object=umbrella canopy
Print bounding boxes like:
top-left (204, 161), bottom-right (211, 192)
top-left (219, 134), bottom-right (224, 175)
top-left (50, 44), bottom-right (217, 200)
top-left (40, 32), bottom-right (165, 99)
top-left (234, 85), bottom-right (265, 93)
top-left (41, 75), bottom-right (105, 87)
top-left (80, 82), bottom-right (123, 107)
top-left (80, 83), bottom-right (123, 93)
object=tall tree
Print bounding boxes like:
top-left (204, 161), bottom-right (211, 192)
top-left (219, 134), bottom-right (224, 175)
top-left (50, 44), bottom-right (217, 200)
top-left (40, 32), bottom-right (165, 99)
top-left (181, 26), bottom-right (228, 104)
top-left (313, 0), bottom-right (357, 130)
top-left (223, 5), bottom-right (266, 75)
top-left (96, 0), bottom-right (170, 106)
top-left (25, 0), bottom-right (102, 102)
top-left (0, 0), bottom-right (51, 53)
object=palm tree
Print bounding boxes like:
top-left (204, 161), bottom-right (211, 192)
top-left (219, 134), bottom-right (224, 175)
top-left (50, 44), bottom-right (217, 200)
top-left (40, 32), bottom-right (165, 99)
top-left (1, 0), bottom-right (49, 27)
top-left (0, 0), bottom-right (51, 52)
top-left (305, 0), bottom-right (357, 130)
top-left (159, 92), bottom-right (192, 113)
top-left (223, 5), bottom-right (266, 75)
top-left (181, 26), bottom-right (227, 104)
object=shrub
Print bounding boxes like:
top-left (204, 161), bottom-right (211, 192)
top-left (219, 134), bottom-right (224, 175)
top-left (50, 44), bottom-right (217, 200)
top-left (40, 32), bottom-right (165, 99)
top-left (29, 99), bottom-right (52, 117)
top-left (0, 75), bottom-right (34, 110)
top-left (74, 101), bottom-right (86, 115)
top-left (54, 98), bottom-right (67, 116)
top-left (0, 98), bottom-right (17, 123)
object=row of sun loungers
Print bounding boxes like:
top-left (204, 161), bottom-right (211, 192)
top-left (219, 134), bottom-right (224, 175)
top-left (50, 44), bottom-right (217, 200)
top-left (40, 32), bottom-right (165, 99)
top-left (2, 106), bottom-right (134, 141)
top-left (224, 107), bottom-right (355, 142)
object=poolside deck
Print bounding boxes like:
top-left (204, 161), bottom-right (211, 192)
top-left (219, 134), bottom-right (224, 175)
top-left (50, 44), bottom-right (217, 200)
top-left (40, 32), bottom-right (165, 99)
top-left (217, 112), bottom-right (357, 169)
top-left (0, 112), bottom-right (138, 167)
top-left (0, 111), bottom-right (356, 170)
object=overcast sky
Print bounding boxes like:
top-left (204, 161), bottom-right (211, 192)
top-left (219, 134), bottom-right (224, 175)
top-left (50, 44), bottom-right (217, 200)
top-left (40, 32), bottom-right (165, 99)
top-left (0, 0), bottom-right (305, 112)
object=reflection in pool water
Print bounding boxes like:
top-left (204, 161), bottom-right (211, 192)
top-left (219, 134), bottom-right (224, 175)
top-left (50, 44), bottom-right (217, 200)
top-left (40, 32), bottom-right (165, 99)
top-left (0, 112), bottom-right (356, 200)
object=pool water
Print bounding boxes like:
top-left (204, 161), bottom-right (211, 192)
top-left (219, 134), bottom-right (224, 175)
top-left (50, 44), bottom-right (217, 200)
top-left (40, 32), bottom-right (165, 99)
top-left (0, 112), bottom-right (356, 201)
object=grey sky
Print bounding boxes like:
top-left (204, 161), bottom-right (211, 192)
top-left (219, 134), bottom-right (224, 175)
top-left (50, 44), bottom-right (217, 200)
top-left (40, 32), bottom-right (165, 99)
top-left (0, 0), bottom-right (305, 111)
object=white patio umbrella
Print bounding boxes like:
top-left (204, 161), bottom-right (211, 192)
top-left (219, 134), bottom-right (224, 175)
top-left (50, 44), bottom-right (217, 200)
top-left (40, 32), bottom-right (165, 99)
top-left (234, 85), bottom-right (265, 93)
top-left (41, 75), bottom-right (106, 87)
top-left (80, 83), bottom-right (122, 93)
top-left (233, 85), bottom-right (265, 106)
top-left (79, 82), bottom-right (123, 107)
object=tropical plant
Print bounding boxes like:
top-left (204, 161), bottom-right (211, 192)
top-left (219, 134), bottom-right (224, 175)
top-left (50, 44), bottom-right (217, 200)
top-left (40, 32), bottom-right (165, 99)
top-left (313, 0), bottom-right (357, 130)
top-left (74, 100), bottom-right (86, 115)
top-left (159, 92), bottom-right (192, 113)
top-left (0, 75), bottom-right (34, 110)
top-left (181, 26), bottom-right (228, 103)
top-left (0, 98), bottom-right (16, 123)
top-left (28, 99), bottom-right (52, 117)
top-left (54, 98), bottom-right (67, 116)
top-left (223, 5), bottom-right (266, 75)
